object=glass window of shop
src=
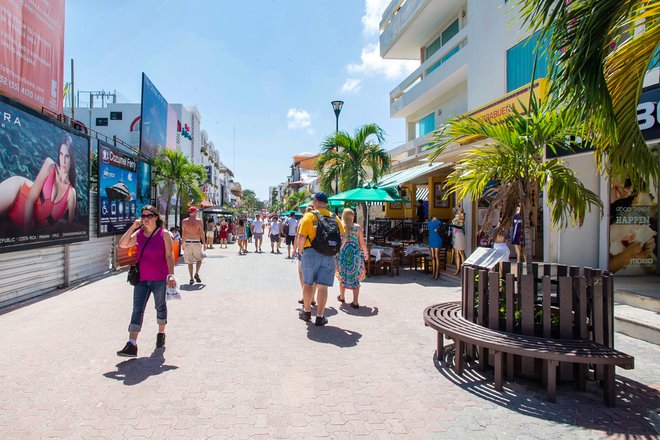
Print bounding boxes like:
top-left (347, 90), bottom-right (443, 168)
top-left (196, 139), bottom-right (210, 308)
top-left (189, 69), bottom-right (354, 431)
top-left (506, 31), bottom-right (549, 92)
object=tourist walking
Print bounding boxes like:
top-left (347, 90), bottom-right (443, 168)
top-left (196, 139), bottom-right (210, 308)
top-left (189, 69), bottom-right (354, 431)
top-left (218, 218), bottom-right (229, 248)
top-left (236, 218), bottom-right (248, 255)
top-left (296, 192), bottom-right (344, 326)
top-left (269, 215), bottom-right (281, 253)
top-left (116, 205), bottom-right (175, 357)
top-left (284, 212), bottom-right (298, 259)
top-left (205, 217), bottom-right (216, 249)
top-left (181, 206), bottom-right (206, 285)
top-left (335, 208), bottom-right (367, 308)
top-left (251, 214), bottom-right (265, 253)
top-left (296, 206), bottom-right (316, 306)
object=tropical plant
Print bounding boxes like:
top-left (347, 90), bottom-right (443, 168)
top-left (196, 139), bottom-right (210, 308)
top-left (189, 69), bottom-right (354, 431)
top-left (515, 0), bottom-right (660, 190)
top-left (316, 123), bottom-right (391, 195)
top-left (429, 95), bottom-right (603, 266)
top-left (153, 149), bottom-right (206, 227)
top-left (286, 189), bottom-right (311, 211)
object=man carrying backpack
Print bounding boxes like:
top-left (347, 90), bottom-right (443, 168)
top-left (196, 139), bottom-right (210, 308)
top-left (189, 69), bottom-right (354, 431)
top-left (295, 192), bottom-right (344, 326)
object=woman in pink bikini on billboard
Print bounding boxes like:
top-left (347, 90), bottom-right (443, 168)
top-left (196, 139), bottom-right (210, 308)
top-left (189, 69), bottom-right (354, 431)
top-left (0, 134), bottom-right (77, 233)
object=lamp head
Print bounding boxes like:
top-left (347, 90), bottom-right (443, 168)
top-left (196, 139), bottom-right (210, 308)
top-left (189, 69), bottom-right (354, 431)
top-left (331, 100), bottom-right (344, 117)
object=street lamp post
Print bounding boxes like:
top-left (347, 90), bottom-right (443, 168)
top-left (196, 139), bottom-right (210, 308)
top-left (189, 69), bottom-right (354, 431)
top-left (331, 100), bottom-right (343, 197)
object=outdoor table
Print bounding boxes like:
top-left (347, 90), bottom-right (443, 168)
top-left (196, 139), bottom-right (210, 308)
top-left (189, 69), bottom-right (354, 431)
top-left (404, 245), bottom-right (431, 256)
top-left (371, 246), bottom-right (393, 262)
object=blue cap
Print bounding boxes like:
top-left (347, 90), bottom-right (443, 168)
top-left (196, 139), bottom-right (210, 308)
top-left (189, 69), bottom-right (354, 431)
top-left (313, 192), bottom-right (328, 203)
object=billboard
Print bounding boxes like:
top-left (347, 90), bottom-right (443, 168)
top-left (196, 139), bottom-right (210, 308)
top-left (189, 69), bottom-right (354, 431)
top-left (0, 95), bottom-right (89, 253)
top-left (98, 142), bottom-right (137, 237)
top-left (0, 0), bottom-right (65, 114)
top-left (139, 73), bottom-right (168, 159)
top-left (136, 160), bottom-right (152, 211)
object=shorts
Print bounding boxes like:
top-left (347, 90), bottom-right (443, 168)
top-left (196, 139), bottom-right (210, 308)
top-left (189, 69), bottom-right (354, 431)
top-left (270, 234), bottom-right (280, 242)
top-left (254, 233), bottom-right (263, 240)
top-left (184, 241), bottom-right (203, 264)
top-left (285, 235), bottom-right (295, 245)
top-left (206, 231), bottom-right (214, 239)
top-left (493, 242), bottom-right (510, 262)
top-left (301, 247), bottom-right (336, 287)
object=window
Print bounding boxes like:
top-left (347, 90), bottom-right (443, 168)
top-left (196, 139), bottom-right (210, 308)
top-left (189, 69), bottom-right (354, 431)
top-left (96, 117), bottom-right (108, 126)
top-left (416, 113), bottom-right (435, 138)
top-left (425, 19), bottom-right (459, 62)
top-left (506, 31), bottom-right (549, 92)
top-left (110, 111), bottom-right (122, 120)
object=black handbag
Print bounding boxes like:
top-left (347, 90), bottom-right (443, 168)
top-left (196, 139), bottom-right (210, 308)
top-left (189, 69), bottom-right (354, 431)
top-left (127, 228), bottom-right (159, 286)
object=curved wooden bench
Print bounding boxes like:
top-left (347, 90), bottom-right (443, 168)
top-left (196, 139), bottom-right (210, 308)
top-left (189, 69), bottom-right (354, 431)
top-left (424, 302), bottom-right (634, 406)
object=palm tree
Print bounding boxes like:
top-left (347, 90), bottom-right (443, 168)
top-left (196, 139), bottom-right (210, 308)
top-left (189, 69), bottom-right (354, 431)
top-left (286, 189), bottom-right (311, 211)
top-left (316, 123), bottom-right (391, 195)
top-left (430, 95), bottom-right (603, 266)
top-left (153, 150), bottom-right (206, 227)
top-left (515, 0), bottom-right (660, 190)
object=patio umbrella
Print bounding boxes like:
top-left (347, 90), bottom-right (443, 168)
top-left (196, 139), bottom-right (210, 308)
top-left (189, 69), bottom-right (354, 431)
top-left (299, 199), bottom-right (344, 210)
top-left (328, 186), bottom-right (408, 245)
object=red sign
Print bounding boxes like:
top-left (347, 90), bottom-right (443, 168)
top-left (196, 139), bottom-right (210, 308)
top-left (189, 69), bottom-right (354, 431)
top-left (0, 0), bottom-right (65, 114)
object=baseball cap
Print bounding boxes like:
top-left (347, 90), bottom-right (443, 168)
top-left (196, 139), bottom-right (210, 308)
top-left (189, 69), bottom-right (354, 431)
top-left (188, 206), bottom-right (198, 212)
top-left (313, 192), bottom-right (328, 203)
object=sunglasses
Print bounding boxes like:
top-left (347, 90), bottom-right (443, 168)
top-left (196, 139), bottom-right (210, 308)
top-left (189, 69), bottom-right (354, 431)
top-left (140, 213), bottom-right (156, 219)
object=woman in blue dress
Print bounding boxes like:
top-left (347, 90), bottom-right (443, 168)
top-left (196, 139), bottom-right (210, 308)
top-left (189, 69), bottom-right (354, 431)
top-left (336, 208), bottom-right (368, 308)
top-left (428, 216), bottom-right (443, 279)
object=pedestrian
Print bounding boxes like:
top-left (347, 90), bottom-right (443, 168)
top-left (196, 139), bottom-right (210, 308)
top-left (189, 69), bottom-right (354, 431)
top-left (335, 208), bottom-right (367, 308)
top-left (170, 226), bottom-right (182, 258)
top-left (181, 206), bottom-right (206, 285)
top-left (284, 212), bottom-right (298, 259)
top-left (296, 192), bottom-right (344, 326)
top-left (205, 217), bottom-right (216, 249)
top-left (245, 220), bottom-right (253, 249)
top-left (451, 206), bottom-right (466, 275)
top-left (218, 218), bottom-right (229, 249)
top-left (296, 206), bottom-right (316, 306)
top-left (116, 205), bottom-right (175, 357)
top-left (269, 215), bottom-right (281, 253)
top-left (236, 218), bottom-right (248, 255)
top-left (251, 214), bottom-right (265, 253)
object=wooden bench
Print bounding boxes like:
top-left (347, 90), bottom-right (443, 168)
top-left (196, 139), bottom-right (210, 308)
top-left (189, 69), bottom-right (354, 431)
top-left (424, 302), bottom-right (634, 406)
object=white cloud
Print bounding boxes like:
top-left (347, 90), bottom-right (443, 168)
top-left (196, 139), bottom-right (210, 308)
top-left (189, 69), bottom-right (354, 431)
top-left (362, 0), bottom-right (390, 36)
top-left (341, 78), bottom-right (362, 94)
top-left (347, 43), bottom-right (417, 81)
top-left (287, 108), bottom-right (314, 135)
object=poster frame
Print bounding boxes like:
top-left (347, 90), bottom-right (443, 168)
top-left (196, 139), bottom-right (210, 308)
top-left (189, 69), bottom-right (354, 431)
top-left (97, 141), bottom-right (138, 237)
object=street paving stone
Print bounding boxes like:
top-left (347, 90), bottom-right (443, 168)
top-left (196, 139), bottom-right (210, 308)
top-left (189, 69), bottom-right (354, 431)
top-left (0, 244), bottom-right (658, 439)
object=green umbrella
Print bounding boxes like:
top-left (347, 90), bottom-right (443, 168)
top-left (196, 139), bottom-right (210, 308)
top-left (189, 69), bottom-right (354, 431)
top-left (328, 186), bottom-right (407, 203)
top-left (299, 199), bottom-right (344, 209)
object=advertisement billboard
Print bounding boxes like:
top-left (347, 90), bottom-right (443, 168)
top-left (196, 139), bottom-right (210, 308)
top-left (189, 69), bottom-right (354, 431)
top-left (0, 95), bottom-right (89, 253)
top-left (136, 160), bottom-right (152, 211)
top-left (0, 0), bottom-right (65, 114)
top-left (609, 177), bottom-right (658, 275)
top-left (139, 73), bottom-right (168, 159)
top-left (98, 143), bottom-right (137, 237)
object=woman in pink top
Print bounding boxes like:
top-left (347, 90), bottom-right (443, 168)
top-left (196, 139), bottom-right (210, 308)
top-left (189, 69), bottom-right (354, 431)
top-left (117, 205), bottom-right (175, 357)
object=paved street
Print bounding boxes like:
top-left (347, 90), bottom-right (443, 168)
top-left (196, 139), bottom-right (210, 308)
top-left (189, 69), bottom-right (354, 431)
top-left (0, 244), bottom-right (658, 439)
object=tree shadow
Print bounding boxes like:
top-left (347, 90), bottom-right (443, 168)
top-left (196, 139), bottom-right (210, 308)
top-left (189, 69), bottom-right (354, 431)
top-left (103, 347), bottom-right (178, 386)
top-left (339, 303), bottom-right (379, 317)
top-left (433, 344), bottom-right (659, 436)
top-left (306, 325), bottom-right (362, 348)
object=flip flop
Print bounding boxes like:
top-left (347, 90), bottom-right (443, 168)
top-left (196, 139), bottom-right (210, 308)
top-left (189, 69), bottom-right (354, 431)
top-left (337, 295), bottom-right (345, 303)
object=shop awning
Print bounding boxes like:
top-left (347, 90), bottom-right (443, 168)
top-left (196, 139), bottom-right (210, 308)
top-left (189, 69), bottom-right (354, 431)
top-left (375, 162), bottom-right (447, 188)
top-left (416, 187), bottom-right (429, 201)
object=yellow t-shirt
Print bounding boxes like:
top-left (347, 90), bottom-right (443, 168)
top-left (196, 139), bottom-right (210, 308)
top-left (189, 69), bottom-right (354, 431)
top-left (298, 208), bottom-right (345, 248)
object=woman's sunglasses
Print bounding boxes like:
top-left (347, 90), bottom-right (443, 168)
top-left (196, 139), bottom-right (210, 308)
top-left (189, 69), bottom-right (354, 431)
top-left (141, 213), bottom-right (156, 219)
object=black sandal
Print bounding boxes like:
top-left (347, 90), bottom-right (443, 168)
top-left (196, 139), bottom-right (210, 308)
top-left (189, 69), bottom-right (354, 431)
top-left (350, 303), bottom-right (360, 309)
top-left (337, 295), bottom-right (345, 303)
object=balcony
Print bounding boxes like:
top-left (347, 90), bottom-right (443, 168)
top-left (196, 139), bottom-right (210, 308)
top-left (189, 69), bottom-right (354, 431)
top-left (380, 0), bottom-right (465, 59)
top-left (390, 28), bottom-right (468, 118)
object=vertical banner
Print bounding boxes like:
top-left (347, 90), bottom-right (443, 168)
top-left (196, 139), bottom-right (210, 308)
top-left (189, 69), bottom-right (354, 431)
top-left (139, 73), bottom-right (168, 159)
top-left (136, 160), bottom-right (152, 211)
top-left (0, 95), bottom-right (89, 253)
top-left (609, 177), bottom-right (658, 275)
top-left (98, 142), bottom-right (137, 236)
top-left (0, 0), bottom-right (65, 114)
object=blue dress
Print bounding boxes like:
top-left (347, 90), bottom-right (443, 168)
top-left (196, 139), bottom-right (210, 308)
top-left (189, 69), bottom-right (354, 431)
top-left (428, 219), bottom-right (443, 249)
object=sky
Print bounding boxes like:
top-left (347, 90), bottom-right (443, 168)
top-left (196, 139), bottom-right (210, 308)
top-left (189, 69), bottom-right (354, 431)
top-left (64, 0), bottom-right (417, 200)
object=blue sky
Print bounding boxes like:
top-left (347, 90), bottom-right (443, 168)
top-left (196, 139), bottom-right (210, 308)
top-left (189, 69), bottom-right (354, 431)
top-left (64, 0), bottom-right (416, 200)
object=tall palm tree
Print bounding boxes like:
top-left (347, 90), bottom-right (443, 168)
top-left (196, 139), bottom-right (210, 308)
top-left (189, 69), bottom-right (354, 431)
top-left (153, 150), bottom-right (206, 227)
top-left (515, 0), bottom-right (660, 190)
top-left (430, 95), bottom-right (603, 266)
top-left (286, 189), bottom-right (311, 211)
top-left (316, 123), bottom-right (391, 195)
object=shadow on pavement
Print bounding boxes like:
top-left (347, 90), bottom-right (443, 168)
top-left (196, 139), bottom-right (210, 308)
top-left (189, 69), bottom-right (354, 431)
top-left (103, 347), bottom-right (178, 386)
top-left (363, 270), bottom-right (459, 288)
top-left (298, 306), bottom-right (339, 318)
top-left (339, 303), bottom-right (379, 317)
top-left (432, 344), bottom-right (659, 436)
top-left (179, 283), bottom-right (205, 292)
top-left (306, 325), bottom-right (362, 347)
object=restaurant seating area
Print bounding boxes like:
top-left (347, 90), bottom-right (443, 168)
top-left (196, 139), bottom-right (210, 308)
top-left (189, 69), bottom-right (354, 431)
top-left (365, 241), bottom-right (454, 279)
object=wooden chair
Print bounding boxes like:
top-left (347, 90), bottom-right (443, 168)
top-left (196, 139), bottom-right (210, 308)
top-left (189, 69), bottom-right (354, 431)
top-left (365, 245), bottom-right (378, 276)
top-left (379, 248), bottom-right (400, 277)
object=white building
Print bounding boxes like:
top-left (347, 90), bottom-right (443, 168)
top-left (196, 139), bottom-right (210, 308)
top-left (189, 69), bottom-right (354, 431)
top-left (380, 0), bottom-right (659, 275)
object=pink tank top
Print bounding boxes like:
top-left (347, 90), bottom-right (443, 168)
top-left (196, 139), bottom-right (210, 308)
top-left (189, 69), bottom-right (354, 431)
top-left (136, 228), bottom-right (169, 281)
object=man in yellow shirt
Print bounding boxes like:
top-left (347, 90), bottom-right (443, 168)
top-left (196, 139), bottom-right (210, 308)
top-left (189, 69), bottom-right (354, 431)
top-left (296, 192), bottom-right (344, 326)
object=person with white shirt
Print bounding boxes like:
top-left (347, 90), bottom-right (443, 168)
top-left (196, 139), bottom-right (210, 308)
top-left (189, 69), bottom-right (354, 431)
top-left (251, 214), bottom-right (265, 253)
top-left (268, 215), bottom-right (281, 253)
top-left (284, 212), bottom-right (299, 259)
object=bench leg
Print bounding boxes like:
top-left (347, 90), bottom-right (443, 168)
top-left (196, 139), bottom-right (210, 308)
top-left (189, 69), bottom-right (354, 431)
top-left (494, 351), bottom-right (503, 391)
top-left (506, 354), bottom-right (515, 380)
top-left (604, 365), bottom-right (616, 407)
top-left (455, 340), bottom-right (464, 375)
top-left (479, 347), bottom-right (488, 371)
top-left (546, 360), bottom-right (558, 403)
top-left (436, 332), bottom-right (444, 363)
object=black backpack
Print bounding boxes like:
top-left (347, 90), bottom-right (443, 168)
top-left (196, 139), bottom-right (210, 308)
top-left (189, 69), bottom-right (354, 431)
top-left (311, 211), bottom-right (341, 256)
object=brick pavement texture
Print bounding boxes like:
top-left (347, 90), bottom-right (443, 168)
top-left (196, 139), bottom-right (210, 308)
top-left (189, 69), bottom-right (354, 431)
top-left (0, 245), bottom-right (658, 439)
